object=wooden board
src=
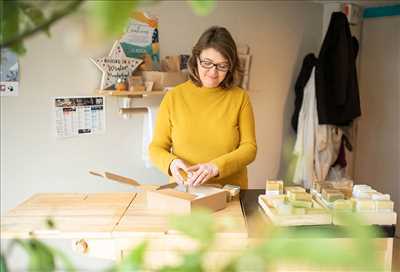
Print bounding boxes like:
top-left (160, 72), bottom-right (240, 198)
top-left (258, 195), bottom-right (332, 226)
top-left (1, 193), bottom-right (136, 239)
top-left (311, 190), bottom-right (397, 226)
top-left (113, 192), bottom-right (247, 238)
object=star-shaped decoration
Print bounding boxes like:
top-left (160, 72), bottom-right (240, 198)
top-left (91, 40), bottom-right (143, 90)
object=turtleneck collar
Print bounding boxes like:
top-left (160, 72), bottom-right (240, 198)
top-left (187, 80), bottom-right (224, 93)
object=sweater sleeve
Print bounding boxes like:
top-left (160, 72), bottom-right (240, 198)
top-left (210, 93), bottom-right (257, 178)
top-left (148, 92), bottom-right (178, 176)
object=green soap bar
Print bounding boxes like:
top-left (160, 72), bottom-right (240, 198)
top-left (292, 207), bottom-right (306, 215)
top-left (290, 199), bottom-right (312, 208)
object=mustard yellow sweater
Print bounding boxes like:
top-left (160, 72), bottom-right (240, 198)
top-left (149, 80), bottom-right (257, 188)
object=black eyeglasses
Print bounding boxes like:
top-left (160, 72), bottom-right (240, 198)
top-left (198, 58), bottom-right (230, 72)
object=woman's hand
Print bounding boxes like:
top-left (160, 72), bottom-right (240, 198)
top-left (169, 159), bottom-right (191, 184)
top-left (186, 163), bottom-right (219, 186)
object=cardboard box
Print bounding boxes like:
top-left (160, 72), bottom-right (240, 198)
top-left (89, 171), bottom-right (228, 214)
top-left (147, 187), bottom-right (227, 214)
top-left (141, 71), bottom-right (188, 91)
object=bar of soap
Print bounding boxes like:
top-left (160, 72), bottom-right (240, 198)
top-left (266, 180), bottom-right (284, 194)
top-left (375, 200), bottom-right (394, 212)
top-left (266, 195), bottom-right (286, 208)
top-left (352, 184), bottom-right (373, 198)
top-left (265, 190), bottom-right (280, 197)
top-left (333, 199), bottom-right (353, 211)
top-left (223, 184), bottom-right (240, 200)
top-left (355, 199), bottom-right (375, 212)
top-left (371, 193), bottom-right (390, 201)
top-left (353, 184), bottom-right (371, 191)
top-left (330, 179), bottom-right (354, 189)
top-left (288, 192), bottom-right (312, 202)
top-left (313, 181), bottom-right (333, 193)
top-left (322, 189), bottom-right (344, 202)
top-left (285, 186), bottom-right (306, 194)
top-left (290, 199), bottom-right (313, 209)
top-left (353, 190), bottom-right (377, 199)
top-left (292, 207), bottom-right (306, 215)
top-left (276, 203), bottom-right (292, 215)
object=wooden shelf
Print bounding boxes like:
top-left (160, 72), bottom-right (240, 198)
top-left (97, 90), bottom-right (166, 98)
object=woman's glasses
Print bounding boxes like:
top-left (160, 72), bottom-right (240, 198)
top-left (198, 58), bottom-right (230, 72)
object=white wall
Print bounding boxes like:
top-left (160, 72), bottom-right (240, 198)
top-left (1, 1), bottom-right (323, 214)
top-left (355, 15), bottom-right (400, 232)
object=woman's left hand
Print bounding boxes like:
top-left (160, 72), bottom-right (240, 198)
top-left (186, 163), bottom-right (219, 186)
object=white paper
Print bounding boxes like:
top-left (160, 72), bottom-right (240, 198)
top-left (54, 96), bottom-right (105, 138)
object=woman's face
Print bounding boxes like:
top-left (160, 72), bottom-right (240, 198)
top-left (197, 48), bottom-right (229, 88)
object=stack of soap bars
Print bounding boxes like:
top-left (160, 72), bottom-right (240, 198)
top-left (352, 184), bottom-right (393, 212)
top-left (312, 181), bottom-right (394, 213)
top-left (265, 181), bottom-right (323, 215)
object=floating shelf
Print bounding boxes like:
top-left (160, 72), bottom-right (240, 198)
top-left (97, 90), bottom-right (166, 98)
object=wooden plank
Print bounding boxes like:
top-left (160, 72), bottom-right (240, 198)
top-left (97, 90), bottom-right (165, 98)
top-left (6, 193), bottom-right (135, 217)
top-left (258, 195), bottom-right (332, 226)
top-left (1, 193), bottom-right (136, 239)
top-left (113, 192), bottom-right (247, 238)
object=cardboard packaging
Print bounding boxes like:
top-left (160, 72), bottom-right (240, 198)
top-left (89, 171), bottom-right (228, 214)
top-left (141, 71), bottom-right (188, 91)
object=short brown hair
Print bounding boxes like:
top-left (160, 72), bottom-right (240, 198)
top-left (188, 26), bottom-right (241, 89)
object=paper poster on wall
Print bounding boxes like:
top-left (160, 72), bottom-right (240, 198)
top-left (120, 11), bottom-right (160, 71)
top-left (54, 96), bottom-right (105, 138)
top-left (0, 48), bottom-right (19, 96)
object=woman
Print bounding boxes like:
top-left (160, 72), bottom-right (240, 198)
top-left (149, 26), bottom-right (257, 189)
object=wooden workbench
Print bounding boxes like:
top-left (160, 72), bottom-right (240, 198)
top-left (1, 190), bottom-right (397, 271)
top-left (1, 191), bottom-right (247, 270)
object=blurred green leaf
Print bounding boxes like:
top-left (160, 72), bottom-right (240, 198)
top-left (86, 0), bottom-right (139, 37)
top-left (19, 2), bottom-right (50, 36)
top-left (188, 0), bottom-right (215, 16)
top-left (160, 251), bottom-right (204, 272)
top-left (114, 241), bottom-right (147, 272)
top-left (28, 240), bottom-right (56, 272)
top-left (169, 209), bottom-right (216, 248)
top-left (0, 254), bottom-right (8, 272)
top-left (52, 248), bottom-right (76, 272)
top-left (1, 0), bottom-right (26, 54)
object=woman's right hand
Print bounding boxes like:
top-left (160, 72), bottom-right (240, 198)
top-left (169, 159), bottom-right (191, 184)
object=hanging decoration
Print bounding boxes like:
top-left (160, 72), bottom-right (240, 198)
top-left (91, 40), bottom-right (142, 90)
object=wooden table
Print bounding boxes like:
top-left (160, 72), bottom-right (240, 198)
top-left (1, 192), bottom-right (247, 270)
top-left (1, 190), bottom-right (397, 271)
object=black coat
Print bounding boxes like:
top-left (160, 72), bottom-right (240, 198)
top-left (315, 12), bottom-right (361, 126)
top-left (291, 53), bottom-right (317, 132)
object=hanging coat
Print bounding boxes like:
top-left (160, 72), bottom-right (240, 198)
top-left (293, 68), bottom-right (344, 188)
top-left (315, 12), bottom-right (361, 126)
top-left (291, 53), bottom-right (317, 132)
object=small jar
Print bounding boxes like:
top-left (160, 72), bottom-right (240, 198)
top-left (116, 77), bottom-right (127, 91)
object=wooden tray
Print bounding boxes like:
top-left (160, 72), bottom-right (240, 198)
top-left (258, 195), bottom-right (332, 226)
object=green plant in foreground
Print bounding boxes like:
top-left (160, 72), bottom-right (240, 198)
top-left (0, 0), bottom-right (216, 55)
top-left (1, 210), bottom-right (383, 272)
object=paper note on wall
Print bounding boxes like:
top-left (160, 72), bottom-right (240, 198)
top-left (120, 11), bottom-right (160, 71)
top-left (54, 96), bottom-right (106, 138)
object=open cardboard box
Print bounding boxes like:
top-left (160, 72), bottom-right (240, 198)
top-left (89, 171), bottom-right (228, 214)
top-left (140, 71), bottom-right (188, 91)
